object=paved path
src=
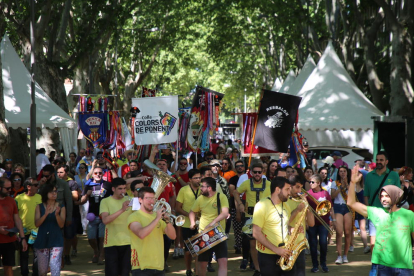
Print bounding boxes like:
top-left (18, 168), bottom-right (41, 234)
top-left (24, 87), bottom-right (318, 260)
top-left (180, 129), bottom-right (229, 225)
top-left (2, 231), bottom-right (375, 275)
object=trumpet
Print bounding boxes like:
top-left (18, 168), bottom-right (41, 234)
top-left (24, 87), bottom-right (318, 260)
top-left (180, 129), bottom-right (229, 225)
top-left (152, 198), bottom-right (186, 227)
top-left (294, 189), bottom-right (333, 235)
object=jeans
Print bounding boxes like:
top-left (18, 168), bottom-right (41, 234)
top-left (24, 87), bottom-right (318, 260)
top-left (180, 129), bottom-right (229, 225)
top-left (307, 225), bottom-right (328, 268)
top-left (370, 264), bottom-right (413, 276)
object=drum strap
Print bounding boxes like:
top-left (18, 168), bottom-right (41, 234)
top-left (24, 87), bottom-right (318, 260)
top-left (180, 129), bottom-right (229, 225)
top-left (217, 193), bottom-right (221, 216)
top-left (250, 178), bottom-right (266, 203)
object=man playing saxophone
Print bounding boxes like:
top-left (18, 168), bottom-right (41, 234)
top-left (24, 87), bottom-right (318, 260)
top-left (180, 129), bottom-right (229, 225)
top-left (286, 175), bottom-right (315, 275)
top-left (252, 177), bottom-right (295, 276)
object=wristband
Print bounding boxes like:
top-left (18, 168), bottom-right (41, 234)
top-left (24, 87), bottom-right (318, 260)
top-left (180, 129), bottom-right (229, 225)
top-left (20, 236), bottom-right (26, 240)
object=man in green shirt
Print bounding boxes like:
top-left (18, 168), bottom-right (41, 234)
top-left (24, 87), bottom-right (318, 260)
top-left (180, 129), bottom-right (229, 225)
top-left (348, 166), bottom-right (414, 275)
top-left (363, 151), bottom-right (400, 250)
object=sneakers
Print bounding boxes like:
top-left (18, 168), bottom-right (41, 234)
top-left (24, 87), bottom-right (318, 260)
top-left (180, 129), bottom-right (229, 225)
top-left (335, 256), bottom-right (343, 264)
top-left (349, 245), bottom-right (354, 252)
top-left (364, 246), bottom-right (371, 254)
top-left (253, 270), bottom-right (261, 276)
top-left (240, 259), bottom-right (248, 270)
top-left (311, 267), bottom-right (319, 273)
top-left (207, 263), bottom-right (215, 272)
top-left (179, 248), bottom-right (185, 258)
top-left (173, 248), bottom-right (180, 259)
top-left (321, 265), bottom-right (329, 273)
top-left (342, 255), bottom-right (349, 263)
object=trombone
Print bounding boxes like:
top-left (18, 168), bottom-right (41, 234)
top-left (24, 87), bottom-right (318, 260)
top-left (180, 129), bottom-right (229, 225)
top-left (299, 188), bottom-right (333, 235)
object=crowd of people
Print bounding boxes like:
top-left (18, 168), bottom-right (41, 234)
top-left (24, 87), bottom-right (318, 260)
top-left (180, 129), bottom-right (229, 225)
top-left (0, 139), bottom-right (413, 276)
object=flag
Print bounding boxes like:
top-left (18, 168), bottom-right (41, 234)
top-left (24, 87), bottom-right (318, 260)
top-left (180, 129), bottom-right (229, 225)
top-left (78, 113), bottom-right (108, 147)
top-left (254, 90), bottom-right (302, 152)
top-left (240, 113), bottom-right (278, 157)
top-left (131, 96), bottom-right (179, 145)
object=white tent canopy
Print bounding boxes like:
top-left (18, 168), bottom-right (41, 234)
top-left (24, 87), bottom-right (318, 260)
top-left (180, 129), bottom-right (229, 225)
top-left (296, 41), bottom-right (384, 152)
top-left (271, 77), bottom-right (283, 91)
top-left (285, 55), bottom-right (316, 95)
top-left (1, 34), bottom-right (76, 128)
top-left (279, 69), bottom-right (296, 93)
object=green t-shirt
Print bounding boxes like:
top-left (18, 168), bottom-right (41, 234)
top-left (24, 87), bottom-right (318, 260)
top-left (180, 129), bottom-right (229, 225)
top-left (367, 206), bottom-right (414, 269)
top-left (364, 169), bottom-right (400, 208)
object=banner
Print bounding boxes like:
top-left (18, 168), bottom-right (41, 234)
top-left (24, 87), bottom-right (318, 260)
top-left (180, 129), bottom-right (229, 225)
top-left (79, 113), bottom-right (108, 147)
top-left (241, 113), bottom-right (278, 157)
top-left (254, 90), bottom-right (302, 152)
top-left (131, 96), bottom-right (178, 145)
top-left (187, 86), bottom-right (224, 151)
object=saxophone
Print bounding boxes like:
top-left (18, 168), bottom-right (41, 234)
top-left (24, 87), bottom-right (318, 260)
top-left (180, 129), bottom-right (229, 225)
top-left (278, 196), bottom-right (309, 271)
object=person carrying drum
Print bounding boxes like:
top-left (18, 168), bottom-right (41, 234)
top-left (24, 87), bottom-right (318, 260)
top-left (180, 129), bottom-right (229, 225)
top-left (233, 162), bottom-right (271, 276)
top-left (189, 177), bottom-right (229, 276)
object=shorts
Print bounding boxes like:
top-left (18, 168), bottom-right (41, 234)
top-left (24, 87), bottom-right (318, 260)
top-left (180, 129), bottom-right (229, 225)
top-left (368, 219), bottom-right (376, 236)
top-left (87, 216), bottom-right (105, 239)
top-left (0, 242), bottom-right (16, 266)
top-left (333, 203), bottom-right (350, 215)
top-left (197, 239), bottom-right (228, 262)
top-left (258, 251), bottom-right (296, 276)
top-left (64, 217), bottom-right (81, 239)
top-left (181, 228), bottom-right (197, 252)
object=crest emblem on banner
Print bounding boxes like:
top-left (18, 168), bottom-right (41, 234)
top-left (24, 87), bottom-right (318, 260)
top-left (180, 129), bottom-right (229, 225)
top-left (264, 111), bottom-right (283, 128)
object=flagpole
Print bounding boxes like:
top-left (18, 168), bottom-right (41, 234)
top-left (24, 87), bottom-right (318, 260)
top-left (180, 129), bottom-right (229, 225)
top-left (247, 88), bottom-right (265, 168)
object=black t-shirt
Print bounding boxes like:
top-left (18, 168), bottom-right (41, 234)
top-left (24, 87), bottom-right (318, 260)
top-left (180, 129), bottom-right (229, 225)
top-left (305, 151), bottom-right (315, 166)
top-left (228, 175), bottom-right (240, 209)
top-left (82, 181), bottom-right (112, 216)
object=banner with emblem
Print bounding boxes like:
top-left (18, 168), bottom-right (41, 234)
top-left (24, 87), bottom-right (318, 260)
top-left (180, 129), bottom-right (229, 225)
top-left (78, 113), bottom-right (108, 147)
top-left (131, 96), bottom-right (179, 145)
top-left (254, 90), bottom-right (302, 152)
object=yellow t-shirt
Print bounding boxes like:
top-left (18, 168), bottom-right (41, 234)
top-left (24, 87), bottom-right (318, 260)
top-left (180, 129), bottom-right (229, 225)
top-left (237, 179), bottom-right (271, 217)
top-left (191, 192), bottom-right (229, 232)
top-left (100, 196), bottom-right (132, 247)
top-left (15, 193), bottom-right (42, 233)
top-left (285, 198), bottom-right (307, 241)
top-left (128, 210), bottom-right (166, 271)
top-left (176, 185), bottom-right (200, 228)
top-left (252, 197), bottom-right (291, 254)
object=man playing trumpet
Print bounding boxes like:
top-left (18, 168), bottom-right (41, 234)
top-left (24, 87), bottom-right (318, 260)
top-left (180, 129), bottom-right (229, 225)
top-left (128, 187), bottom-right (176, 276)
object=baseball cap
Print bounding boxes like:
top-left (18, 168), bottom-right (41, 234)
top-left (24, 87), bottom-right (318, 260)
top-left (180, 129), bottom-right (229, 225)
top-left (210, 159), bottom-right (222, 167)
top-left (331, 151), bottom-right (342, 157)
top-left (322, 156), bottom-right (335, 165)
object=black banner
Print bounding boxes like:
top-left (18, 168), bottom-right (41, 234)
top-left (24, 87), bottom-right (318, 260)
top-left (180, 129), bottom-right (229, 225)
top-left (254, 90), bottom-right (302, 152)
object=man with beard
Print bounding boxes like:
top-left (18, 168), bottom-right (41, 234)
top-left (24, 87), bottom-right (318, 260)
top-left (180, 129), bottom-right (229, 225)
top-left (88, 152), bottom-right (118, 183)
top-left (210, 159), bottom-right (230, 199)
top-left (100, 178), bottom-right (133, 276)
top-left (364, 151), bottom-right (400, 251)
top-left (81, 166), bottom-right (112, 265)
top-left (128, 187), bottom-right (176, 275)
top-left (189, 177), bottom-right (229, 276)
top-left (56, 165), bottom-right (81, 266)
top-left (252, 177), bottom-right (294, 276)
top-left (234, 163), bottom-right (271, 275)
top-left (176, 169), bottom-right (201, 276)
top-left (0, 178), bottom-right (28, 276)
top-left (348, 166), bottom-right (413, 275)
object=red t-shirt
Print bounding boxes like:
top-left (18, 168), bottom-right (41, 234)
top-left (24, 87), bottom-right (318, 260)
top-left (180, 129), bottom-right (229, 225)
top-left (121, 164), bottom-right (131, 178)
top-left (0, 197), bottom-right (18, 243)
top-left (102, 169), bottom-right (113, 183)
top-left (173, 172), bottom-right (189, 195)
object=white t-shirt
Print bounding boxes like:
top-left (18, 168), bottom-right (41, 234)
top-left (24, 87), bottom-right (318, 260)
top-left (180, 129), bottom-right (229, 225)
top-left (322, 181), bottom-right (333, 196)
top-left (36, 153), bottom-right (50, 174)
top-left (330, 181), bottom-right (347, 204)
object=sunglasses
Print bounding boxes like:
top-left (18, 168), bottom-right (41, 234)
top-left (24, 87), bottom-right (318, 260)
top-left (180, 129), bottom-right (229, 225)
top-left (180, 163), bottom-right (188, 165)
top-left (252, 171), bottom-right (262, 174)
top-left (27, 184), bottom-right (39, 187)
top-left (94, 172), bottom-right (103, 175)
top-left (136, 188), bottom-right (141, 192)
top-left (13, 178), bottom-right (21, 182)
top-left (5, 158), bottom-right (12, 162)
top-left (222, 163), bottom-right (229, 165)
top-left (206, 157), bottom-right (213, 161)
top-left (3, 187), bottom-right (12, 190)
top-left (309, 181), bottom-right (318, 184)
top-left (212, 164), bottom-right (221, 167)
top-left (236, 165), bottom-right (244, 168)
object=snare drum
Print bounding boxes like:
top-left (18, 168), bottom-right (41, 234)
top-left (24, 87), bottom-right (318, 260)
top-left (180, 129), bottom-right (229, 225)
top-left (184, 223), bottom-right (227, 257)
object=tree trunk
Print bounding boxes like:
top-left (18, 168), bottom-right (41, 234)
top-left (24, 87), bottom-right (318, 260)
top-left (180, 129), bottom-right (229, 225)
top-left (0, 20), bottom-right (10, 161)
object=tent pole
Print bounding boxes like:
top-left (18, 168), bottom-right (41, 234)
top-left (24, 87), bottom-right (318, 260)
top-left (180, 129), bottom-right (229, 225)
top-left (30, 0), bottom-right (37, 178)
